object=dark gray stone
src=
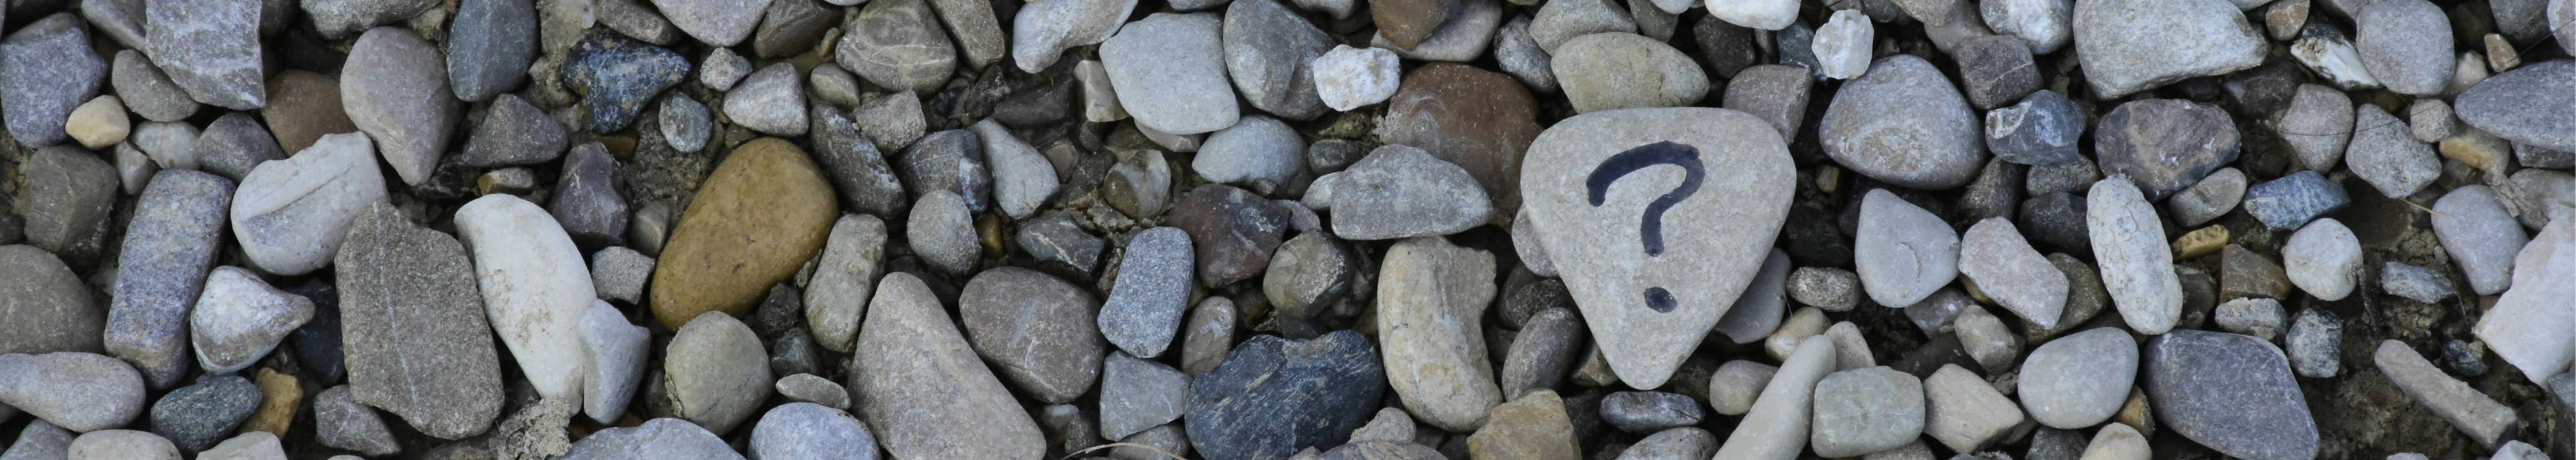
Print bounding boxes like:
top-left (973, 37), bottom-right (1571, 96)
top-left (1186, 331), bottom-right (1385, 460)
top-left (1984, 90), bottom-right (2086, 166)
top-left (1600, 391), bottom-right (1703, 433)
top-left (111, 50), bottom-right (198, 122)
top-left (1, 14), bottom-right (106, 147)
top-left (1016, 213), bottom-right (1105, 274)
top-left (449, 0), bottom-right (537, 101)
top-left (0, 245), bottom-right (102, 355)
top-left (2016, 192), bottom-right (2090, 258)
top-left (2093, 99), bottom-right (2239, 199)
top-left (565, 31), bottom-right (690, 132)
top-left (147, 375), bottom-right (260, 453)
top-left (461, 94), bottom-right (569, 167)
top-left (191, 112), bottom-right (286, 181)
top-left (11, 146), bottom-right (118, 263)
top-left (806, 105), bottom-right (907, 217)
top-left (550, 143), bottom-right (629, 248)
top-left (1498, 307), bottom-right (1585, 398)
top-left (1262, 232), bottom-right (1354, 321)
top-left (753, 0), bottom-right (836, 58)
top-left (959, 267), bottom-right (1105, 404)
top-left (2286, 308), bottom-right (2342, 378)
top-left (2143, 330), bottom-right (2319, 460)
top-left (2241, 171), bottom-right (2348, 230)
top-left (899, 129), bottom-right (994, 213)
top-left (1951, 35), bottom-right (2039, 110)
top-left (1167, 185), bottom-right (1291, 286)
top-left (314, 385), bottom-right (399, 456)
top-left (1222, 0), bottom-right (1332, 120)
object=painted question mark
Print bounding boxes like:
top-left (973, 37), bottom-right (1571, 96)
top-left (1584, 141), bottom-right (1707, 313)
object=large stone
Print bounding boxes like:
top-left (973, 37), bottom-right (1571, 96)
top-left (1466, 391), bottom-right (1581, 459)
top-left (1523, 108), bottom-right (1793, 389)
top-left (2143, 330), bottom-right (2319, 460)
top-left (664, 312), bottom-right (771, 435)
top-left (836, 0), bottom-right (956, 93)
top-left (2071, 0), bottom-right (2265, 97)
top-left (2, 14), bottom-right (106, 147)
top-left (1709, 335), bottom-right (1835, 460)
top-left (2455, 60), bottom-right (2576, 152)
top-left (1187, 331), bottom-right (1385, 460)
top-left (1808, 367), bottom-right (1925, 457)
top-left (1008, 0), bottom-right (1135, 72)
top-left (1303, 145), bottom-right (1492, 239)
top-left (342, 27), bottom-right (456, 186)
top-left (960, 267), bottom-right (1104, 404)
top-left (0, 352), bottom-right (148, 432)
top-left (336, 202), bottom-right (504, 439)
top-left (565, 32), bottom-right (690, 132)
top-left (2093, 99), bottom-right (2239, 198)
top-left (2346, 106), bottom-right (2439, 198)
top-left (1958, 218), bottom-right (2068, 327)
top-left (145, 0), bottom-right (264, 109)
top-left (849, 273), bottom-right (1045, 460)
top-left (650, 139), bottom-right (838, 328)
top-left (2432, 185), bottom-right (2528, 296)
top-left (1377, 236), bottom-right (1501, 432)
top-left (1553, 32), bottom-right (1709, 114)
top-left (1101, 13), bottom-right (1240, 135)
top-left (804, 215), bottom-right (885, 353)
top-left (188, 267), bottom-right (313, 374)
top-left (1223, 0), bottom-right (1333, 120)
top-left (0, 246), bottom-right (101, 355)
top-left (2087, 178), bottom-right (2180, 335)
top-left (455, 195), bottom-right (594, 401)
top-left (1375, 63), bottom-right (1544, 221)
top-left (11, 146), bottom-right (117, 263)
top-left (1855, 189), bottom-right (1959, 307)
top-left (2017, 328), bottom-right (2135, 429)
top-left (1100, 227), bottom-right (1195, 358)
top-left (1819, 55), bottom-right (1985, 190)
top-left (229, 133), bottom-right (386, 276)
top-left (106, 170), bottom-right (233, 388)
top-left (2474, 216), bottom-right (2576, 384)
top-left (2352, 0), bottom-right (2454, 95)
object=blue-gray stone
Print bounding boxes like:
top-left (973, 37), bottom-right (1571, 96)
top-left (106, 170), bottom-right (234, 389)
top-left (1600, 391), bottom-right (1704, 433)
top-left (1984, 90), bottom-right (2086, 166)
top-left (147, 375), bottom-right (260, 453)
top-left (2242, 170), bottom-right (2348, 230)
top-left (550, 143), bottom-right (628, 248)
top-left (448, 0), bottom-right (536, 101)
top-left (1186, 331), bottom-right (1385, 460)
top-left (2143, 330), bottom-right (2319, 460)
top-left (2456, 60), bottom-right (2576, 152)
top-left (563, 418), bottom-right (745, 459)
top-left (145, 0), bottom-right (264, 110)
top-left (2, 14), bottom-right (106, 147)
top-left (2378, 262), bottom-right (2455, 304)
top-left (1100, 228), bottom-right (1194, 358)
top-left (565, 31), bottom-right (690, 132)
top-left (460, 94), bottom-right (569, 167)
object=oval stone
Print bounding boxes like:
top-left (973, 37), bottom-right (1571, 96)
top-left (650, 138), bottom-right (839, 328)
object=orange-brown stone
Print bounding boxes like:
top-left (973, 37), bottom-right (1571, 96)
top-left (649, 137), bottom-right (839, 328)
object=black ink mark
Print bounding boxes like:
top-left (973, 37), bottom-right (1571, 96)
top-left (1645, 287), bottom-right (1676, 313)
top-left (1585, 141), bottom-right (1706, 256)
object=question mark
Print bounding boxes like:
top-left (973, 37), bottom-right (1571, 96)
top-left (1585, 141), bottom-right (1707, 313)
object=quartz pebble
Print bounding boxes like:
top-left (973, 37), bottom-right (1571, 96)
top-left (2086, 178), bottom-right (2180, 335)
top-left (1313, 45), bottom-right (1400, 111)
top-left (1812, 10), bottom-right (1872, 79)
top-left (2475, 216), bottom-right (2576, 386)
top-left (1808, 367), bottom-right (1925, 457)
top-left (2282, 218), bottom-right (2361, 301)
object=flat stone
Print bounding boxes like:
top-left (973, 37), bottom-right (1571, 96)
top-left (577, 301), bottom-right (645, 423)
top-left (1196, 116), bottom-right (1307, 195)
top-left (2354, 0), bottom-right (2454, 95)
top-left (749, 403), bottom-right (878, 460)
top-left (454, 195), bottom-right (593, 401)
top-left (1714, 250), bottom-right (1792, 344)
top-left (2280, 85), bottom-right (2354, 171)
top-left (2071, 0), bottom-right (2265, 97)
top-left (1706, 360), bottom-right (1777, 416)
top-left (663, 312), bottom-right (769, 435)
top-left (835, 0), bottom-right (956, 93)
top-left (1303, 145), bottom-right (1491, 239)
top-left (2348, 106), bottom-right (2439, 198)
top-left (1467, 391), bottom-right (1582, 459)
top-left (1522, 107), bottom-right (1794, 389)
top-left (1602, 390), bottom-right (1703, 433)
top-left (2282, 218), bottom-right (2361, 301)
top-left (2, 14), bottom-right (106, 147)
top-left (1377, 237), bottom-right (1501, 432)
top-left (2167, 168), bottom-right (2245, 227)
top-left (1820, 55), bottom-right (1986, 189)
top-left (1, 352), bottom-right (145, 433)
top-left (2242, 171), bottom-right (2348, 230)
top-left (1102, 13), bottom-right (1239, 135)
top-left (1553, 32), bottom-right (1709, 114)
top-left (2380, 262), bottom-right (2455, 304)
top-left (1100, 352), bottom-right (1191, 440)
top-left (313, 386), bottom-right (397, 456)
top-left (1168, 185), bottom-right (1291, 286)
top-left (1374, 63), bottom-right (1544, 220)
top-left (2290, 24), bottom-right (2381, 91)
top-left (2433, 185), bottom-right (2528, 296)
top-left (11, 146), bottom-right (118, 263)
top-left (1959, 218), bottom-right (2069, 327)
top-left (146, 375), bottom-right (258, 453)
top-left (960, 267), bottom-right (1104, 404)
top-left (773, 374), bottom-right (848, 410)
top-left (106, 171), bottom-right (233, 388)
top-left (565, 32), bottom-right (690, 132)
top-left (2019, 328), bottom-right (2136, 429)
top-left (973, 121), bottom-right (1058, 221)
top-left (2455, 60), bottom-right (2576, 152)
top-left (2144, 331), bottom-right (2318, 460)
top-left (1185, 331), bottom-right (1385, 460)
top-left (1710, 336), bottom-right (1835, 460)
top-left (850, 273), bottom-right (1046, 459)
top-left (1809, 367), bottom-right (1926, 457)
top-left (336, 202), bottom-right (504, 439)
top-left (459, 95), bottom-right (567, 167)
top-left (1016, 213), bottom-right (1104, 274)
top-left (342, 28), bottom-right (455, 186)
top-left (2375, 340), bottom-right (2518, 447)
top-left (723, 64), bottom-right (808, 135)
top-left (1008, 0), bottom-right (1134, 72)
top-left (1100, 227), bottom-right (1195, 358)
top-left (1855, 189), bottom-right (1961, 307)
top-left (1223, 0), bottom-right (1331, 120)
top-left (0, 246), bottom-right (101, 355)
top-left (651, 139), bottom-right (838, 327)
top-left (229, 133), bottom-right (386, 275)
top-left (145, 1), bottom-right (264, 109)
top-left (752, 0), bottom-right (835, 58)
top-left (446, 0), bottom-right (534, 101)
top-left (560, 418), bottom-right (743, 459)
top-left (1922, 365), bottom-right (2024, 452)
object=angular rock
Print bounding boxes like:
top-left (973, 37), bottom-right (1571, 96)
top-left (1009, 0), bottom-right (1135, 72)
top-left (960, 267), bottom-right (1104, 404)
top-left (1223, 0), bottom-right (1331, 120)
top-left (313, 386), bottom-right (398, 456)
top-left (2472, 216), bottom-right (2576, 384)
top-left (11, 146), bottom-right (118, 262)
top-left (115, 50), bottom-right (198, 123)
top-left (2, 14), bottom-right (106, 147)
top-left (2347, 106), bottom-right (2439, 198)
top-left (188, 267), bottom-right (313, 374)
top-left (1723, 65), bottom-right (1814, 141)
top-left (1100, 352), bottom-right (1192, 440)
top-left (1922, 365), bottom-right (2024, 453)
top-left (342, 28), bottom-right (456, 186)
top-left (1168, 185), bottom-right (1290, 286)
top-left (1303, 145), bottom-right (1492, 239)
top-left (2071, 0), bottom-right (2265, 97)
top-left (850, 273), bottom-right (1045, 459)
top-left (459, 94), bottom-right (567, 168)
top-left (2093, 99), bottom-right (2239, 198)
top-left (565, 32), bottom-right (690, 132)
top-left (1187, 331), bottom-right (1385, 460)
top-left (1466, 391), bottom-right (1581, 459)
top-left (337, 202), bottom-right (503, 439)
top-left (2242, 171), bottom-right (2348, 230)
top-left (2143, 330), bottom-right (2319, 460)
top-left (723, 64), bottom-right (809, 135)
top-left (448, 0), bottom-right (536, 101)
top-left (145, 1), bottom-right (264, 109)
top-left (1984, 90), bottom-right (2086, 166)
